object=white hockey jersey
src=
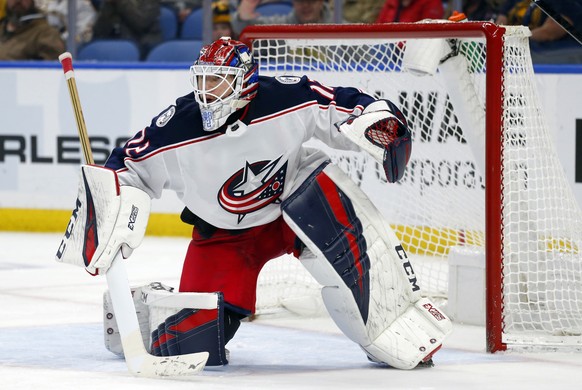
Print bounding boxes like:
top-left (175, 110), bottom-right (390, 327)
top-left (105, 75), bottom-right (376, 230)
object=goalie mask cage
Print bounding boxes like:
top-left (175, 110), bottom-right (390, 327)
top-left (239, 23), bottom-right (582, 353)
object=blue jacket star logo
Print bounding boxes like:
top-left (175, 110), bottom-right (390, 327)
top-left (218, 156), bottom-right (288, 223)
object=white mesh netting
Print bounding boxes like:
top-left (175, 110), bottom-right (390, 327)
top-left (249, 25), bottom-right (582, 348)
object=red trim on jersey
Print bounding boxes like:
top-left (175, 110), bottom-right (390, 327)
top-left (310, 84), bottom-right (335, 100)
top-left (122, 132), bottom-right (223, 165)
top-left (318, 101), bottom-right (365, 114)
top-left (127, 128), bottom-right (146, 145)
top-left (249, 101), bottom-right (318, 125)
top-left (250, 101), bottom-right (364, 125)
top-left (125, 128), bottom-right (150, 157)
top-left (307, 78), bottom-right (334, 93)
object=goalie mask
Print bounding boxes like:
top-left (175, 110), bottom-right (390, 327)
top-left (190, 37), bottom-right (259, 131)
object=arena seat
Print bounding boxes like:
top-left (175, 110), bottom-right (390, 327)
top-left (145, 40), bottom-right (204, 62)
top-left (180, 8), bottom-right (203, 40)
top-left (77, 40), bottom-right (141, 62)
top-left (160, 6), bottom-right (179, 41)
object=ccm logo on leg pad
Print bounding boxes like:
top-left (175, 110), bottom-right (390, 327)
top-left (395, 245), bottom-right (420, 292)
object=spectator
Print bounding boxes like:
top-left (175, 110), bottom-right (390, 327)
top-left (0, 0), bottom-right (65, 60)
top-left (508, 1), bottom-right (582, 42)
top-left (212, 0), bottom-right (234, 40)
top-left (376, 0), bottom-right (444, 23)
top-left (231, 0), bottom-right (333, 37)
top-left (497, 0), bottom-right (582, 63)
top-left (343, 0), bottom-right (385, 23)
top-left (495, 0), bottom-right (544, 28)
top-left (529, 16), bottom-right (570, 43)
top-left (36, 0), bottom-right (97, 44)
top-left (92, 0), bottom-right (162, 59)
top-left (546, 0), bottom-right (582, 42)
top-left (161, 0), bottom-right (201, 24)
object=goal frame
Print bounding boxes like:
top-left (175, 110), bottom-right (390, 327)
top-left (240, 22), bottom-right (506, 353)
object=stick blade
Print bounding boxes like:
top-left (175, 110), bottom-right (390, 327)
top-left (127, 351), bottom-right (209, 377)
top-left (107, 258), bottom-right (210, 377)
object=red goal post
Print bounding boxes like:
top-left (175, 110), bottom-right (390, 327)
top-left (239, 22), bottom-right (582, 354)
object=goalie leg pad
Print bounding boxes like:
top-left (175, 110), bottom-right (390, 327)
top-left (152, 307), bottom-right (228, 366)
top-left (282, 163), bottom-right (373, 329)
top-left (142, 283), bottom-right (230, 366)
top-left (104, 282), bottom-right (234, 366)
top-left (151, 307), bottom-right (241, 366)
top-left (282, 162), bottom-right (451, 369)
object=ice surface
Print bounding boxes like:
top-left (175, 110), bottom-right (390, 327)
top-left (2, 232), bottom-right (582, 389)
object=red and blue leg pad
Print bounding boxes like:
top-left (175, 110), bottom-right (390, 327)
top-left (151, 293), bottom-right (233, 366)
top-left (282, 162), bottom-right (371, 323)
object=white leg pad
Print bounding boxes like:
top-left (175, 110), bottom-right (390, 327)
top-left (283, 163), bottom-right (452, 369)
top-left (318, 277), bottom-right (452, 369)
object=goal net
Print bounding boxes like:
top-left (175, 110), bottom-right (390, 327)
top-left (241, 22), bottom-right (582, 352)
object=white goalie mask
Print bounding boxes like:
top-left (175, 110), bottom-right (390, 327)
top-left (190, 37), bottom-right (259, 131)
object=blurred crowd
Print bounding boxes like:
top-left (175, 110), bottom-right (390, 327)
top-left (0, 0), bottom-right (580, 63)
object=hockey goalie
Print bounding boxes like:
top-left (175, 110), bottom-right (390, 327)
top-left (56, 37), bottom-right (452, 370)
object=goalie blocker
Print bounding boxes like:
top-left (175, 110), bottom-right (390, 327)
top-left (282, 162), bottom-right (452, 369)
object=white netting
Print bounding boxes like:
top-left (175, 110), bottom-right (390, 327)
top-left (249, 25), bottom-right (582, 348)
top-left (501, 33), bottom-right (582, 344)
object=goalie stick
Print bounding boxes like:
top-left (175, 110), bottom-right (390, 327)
top-left (58, 52), bottom-right (209, 377)
top-left (533, 0), bottom-right (582, 46)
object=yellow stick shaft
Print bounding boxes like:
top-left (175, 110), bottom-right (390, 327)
top-left (59, 52), bottom-right (94, 165)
